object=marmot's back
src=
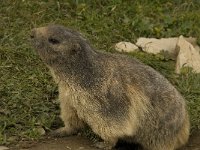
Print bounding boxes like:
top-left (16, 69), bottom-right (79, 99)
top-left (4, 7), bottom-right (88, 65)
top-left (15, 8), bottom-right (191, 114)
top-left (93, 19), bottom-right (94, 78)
top-left (105, 53), bottom-right (189, 149)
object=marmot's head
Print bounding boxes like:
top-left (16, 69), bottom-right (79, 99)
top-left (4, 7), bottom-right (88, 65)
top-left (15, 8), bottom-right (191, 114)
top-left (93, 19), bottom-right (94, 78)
top-left (30, 25), bottom-right (89, 67)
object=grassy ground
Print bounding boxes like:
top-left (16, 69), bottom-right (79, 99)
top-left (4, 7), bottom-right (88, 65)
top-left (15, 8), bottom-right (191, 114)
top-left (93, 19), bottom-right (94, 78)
top-left (0, 0), bottom-right (200, 145)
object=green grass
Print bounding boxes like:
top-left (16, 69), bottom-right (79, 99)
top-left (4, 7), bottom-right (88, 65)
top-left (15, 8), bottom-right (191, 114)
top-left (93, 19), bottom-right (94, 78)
top-left (0, 0), bottom-right (200, 144)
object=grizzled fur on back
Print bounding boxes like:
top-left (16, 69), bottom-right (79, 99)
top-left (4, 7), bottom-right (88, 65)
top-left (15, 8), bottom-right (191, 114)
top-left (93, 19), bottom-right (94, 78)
top-left (31, 25), bottom-right (190, 150)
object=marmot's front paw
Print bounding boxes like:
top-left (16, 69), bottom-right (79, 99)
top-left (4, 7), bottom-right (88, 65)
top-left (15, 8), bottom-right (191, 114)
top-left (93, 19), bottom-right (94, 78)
top-left (49, 127), bottom-right (76, 137)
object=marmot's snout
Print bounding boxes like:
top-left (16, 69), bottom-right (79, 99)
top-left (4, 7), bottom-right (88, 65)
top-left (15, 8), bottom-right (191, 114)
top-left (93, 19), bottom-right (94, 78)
top-left (30, 27), bottom-right (48, 40)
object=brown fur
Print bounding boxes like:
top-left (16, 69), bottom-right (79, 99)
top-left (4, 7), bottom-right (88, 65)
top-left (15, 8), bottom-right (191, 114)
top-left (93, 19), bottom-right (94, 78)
top-left (30, 25), bottom-right (190, 150)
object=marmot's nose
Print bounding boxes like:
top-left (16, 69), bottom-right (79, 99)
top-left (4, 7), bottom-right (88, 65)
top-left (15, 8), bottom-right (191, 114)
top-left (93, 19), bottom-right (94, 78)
top-left (30, 29), bottom-right (36, 39)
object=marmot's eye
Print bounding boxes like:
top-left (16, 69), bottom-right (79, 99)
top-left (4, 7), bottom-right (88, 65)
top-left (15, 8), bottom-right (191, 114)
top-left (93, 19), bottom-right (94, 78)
top-left (48, 38), bottom-right (60, 44)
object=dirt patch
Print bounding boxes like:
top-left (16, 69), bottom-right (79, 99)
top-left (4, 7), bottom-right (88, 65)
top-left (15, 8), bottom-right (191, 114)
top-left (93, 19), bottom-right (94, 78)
top-left (9, 132), bottom-right (200, 150)
top-left (10, 136), bottom-right (97, 150)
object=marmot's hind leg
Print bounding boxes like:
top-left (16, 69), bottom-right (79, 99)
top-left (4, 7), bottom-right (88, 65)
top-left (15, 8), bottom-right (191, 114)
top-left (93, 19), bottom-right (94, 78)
top-left (144, 118), bottom-right (189, 150)
top-left (175, 114), bottom-right (190, 149)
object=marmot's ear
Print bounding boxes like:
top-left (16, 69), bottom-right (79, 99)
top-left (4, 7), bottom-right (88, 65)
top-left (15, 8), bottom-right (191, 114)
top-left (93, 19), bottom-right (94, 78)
top-left (71, 43), bottom-right (81, 55)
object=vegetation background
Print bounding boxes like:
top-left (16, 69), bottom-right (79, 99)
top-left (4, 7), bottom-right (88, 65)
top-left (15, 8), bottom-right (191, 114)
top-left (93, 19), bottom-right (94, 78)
top-left (0, 0), bottom-right (200, 145)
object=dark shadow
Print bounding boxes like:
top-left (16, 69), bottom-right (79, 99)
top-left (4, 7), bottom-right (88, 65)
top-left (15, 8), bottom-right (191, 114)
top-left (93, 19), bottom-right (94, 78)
top-left (115, 140), bottom-right (143, 150)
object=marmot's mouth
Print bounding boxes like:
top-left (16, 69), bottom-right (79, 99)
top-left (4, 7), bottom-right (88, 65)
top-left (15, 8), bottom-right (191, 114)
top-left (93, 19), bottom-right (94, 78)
top-left (30, 29), bottom-right (36, 39)
top-left (30, 34), bottom-right (34, 39)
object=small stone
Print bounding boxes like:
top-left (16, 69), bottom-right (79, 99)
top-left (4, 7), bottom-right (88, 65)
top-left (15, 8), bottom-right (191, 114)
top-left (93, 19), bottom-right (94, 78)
top-left (115, 42), bottom-right (138, 53)
top-left (66, 146), bottom-right (71, 149)
top-left (36, 127), bottom-right (46, 135)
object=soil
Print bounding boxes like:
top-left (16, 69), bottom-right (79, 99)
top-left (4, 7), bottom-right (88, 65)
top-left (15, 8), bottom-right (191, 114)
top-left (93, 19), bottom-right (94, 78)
top-left (9, 131), bottom-right (200, 150)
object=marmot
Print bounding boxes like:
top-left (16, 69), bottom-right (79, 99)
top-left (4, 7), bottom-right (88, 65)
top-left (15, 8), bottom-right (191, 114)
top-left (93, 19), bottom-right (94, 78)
top-left (30, 25), bottom-right (190, 150)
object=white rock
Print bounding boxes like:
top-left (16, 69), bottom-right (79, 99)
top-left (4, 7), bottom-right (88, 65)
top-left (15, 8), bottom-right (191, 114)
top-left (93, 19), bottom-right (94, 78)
top-left (136, 37), bottom-right (178, 59)
top-left (115, 36), bottom-right (200, 73)
top-left (0, 146), bottom-right (9, 150)
top-left (36, 127), bottom-right (46, 135)
top-left (115, 42), bottom-right (138, 53)
top-left (175, 36), bottom-right (200, 73)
